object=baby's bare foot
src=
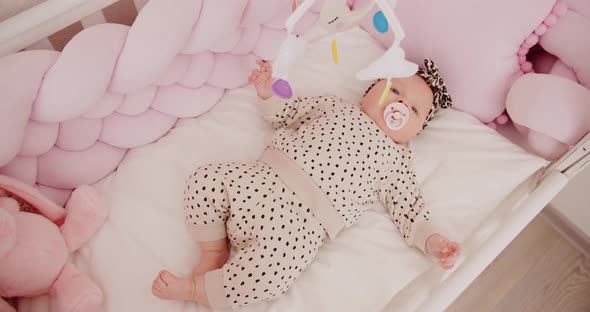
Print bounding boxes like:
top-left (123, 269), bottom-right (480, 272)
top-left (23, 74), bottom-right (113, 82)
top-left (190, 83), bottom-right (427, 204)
top-left (193, 248), bottom-right (230, 277)
top-left (152, 271), bottom-right (193, 301)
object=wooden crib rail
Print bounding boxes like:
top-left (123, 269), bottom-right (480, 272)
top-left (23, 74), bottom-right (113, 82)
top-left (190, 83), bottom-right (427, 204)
top-left (0, 0), bottom-right (118, 57)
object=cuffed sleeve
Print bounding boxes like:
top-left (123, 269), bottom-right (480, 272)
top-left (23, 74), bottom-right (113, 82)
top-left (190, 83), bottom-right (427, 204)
top-left (379, 149), bottom-right (435, 254)
top-left (412, 220), bottom-right (437, 254)
top-left (204, 269), bottom-right (231, 308)
top-left (259, 95), bottom-right (324, 130)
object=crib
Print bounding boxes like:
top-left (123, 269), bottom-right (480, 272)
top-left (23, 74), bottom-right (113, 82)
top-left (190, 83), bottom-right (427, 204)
top-left (0, 1), bottom-right (589, 311)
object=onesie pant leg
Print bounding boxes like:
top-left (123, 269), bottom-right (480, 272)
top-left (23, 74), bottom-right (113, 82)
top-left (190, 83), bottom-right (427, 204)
top-left (184, 163), bottom-right (233, 242)
top-left (202, 162), bottom-right (327, 309)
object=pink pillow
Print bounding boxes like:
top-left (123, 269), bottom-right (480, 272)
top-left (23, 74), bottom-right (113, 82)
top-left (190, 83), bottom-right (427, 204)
top-left (507, 74), bottom-right (590, 159)
top-left (540, 0), bottom-right (590, 88)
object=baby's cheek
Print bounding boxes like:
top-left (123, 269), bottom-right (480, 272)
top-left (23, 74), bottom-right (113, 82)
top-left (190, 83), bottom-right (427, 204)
top-left (407, 120), bottom-right (423, 138)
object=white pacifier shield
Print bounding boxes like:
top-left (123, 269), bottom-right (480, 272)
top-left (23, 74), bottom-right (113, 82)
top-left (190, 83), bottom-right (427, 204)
top-left (383, 102), bottom-right (409, 131)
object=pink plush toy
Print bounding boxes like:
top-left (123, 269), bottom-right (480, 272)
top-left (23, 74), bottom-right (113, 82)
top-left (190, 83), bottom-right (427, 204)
top-left (506, 0), bottom-right (590, 160)
top-left (507, 74), bottom-right (590, 159)
top-left (0, 175), bottom-right (109, 312)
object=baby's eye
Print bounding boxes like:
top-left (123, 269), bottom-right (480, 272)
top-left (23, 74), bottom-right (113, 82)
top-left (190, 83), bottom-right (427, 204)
top-left (411, 106), bottom-right (418, 114)
top-left (391, 87), bottom-right (400, 95)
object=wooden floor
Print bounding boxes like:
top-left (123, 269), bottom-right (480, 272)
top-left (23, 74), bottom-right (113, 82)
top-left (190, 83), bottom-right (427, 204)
top-left (447, 215), bottom-right (590, 312)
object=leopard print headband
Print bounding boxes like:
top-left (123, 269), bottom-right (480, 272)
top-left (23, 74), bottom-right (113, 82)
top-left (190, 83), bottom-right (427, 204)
top-left (416, 58), bottom-right (453, 128)
top-left (363, 58), bottom-right (453, 129)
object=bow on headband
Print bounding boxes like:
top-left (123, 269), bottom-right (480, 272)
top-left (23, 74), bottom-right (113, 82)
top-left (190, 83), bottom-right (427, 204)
top-left (416, 58), bottom-right (453, 128)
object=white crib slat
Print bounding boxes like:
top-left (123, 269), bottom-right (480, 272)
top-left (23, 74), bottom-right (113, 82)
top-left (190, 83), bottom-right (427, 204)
top-left (414, 171), bottom-right (568, 312)
top-left (0, 0), bottom-right (118, 57)
top-left (133, 0), bottom-right (150, 11)
top-left (24, 37), bottom-right (54, 51)
top-left (81, 10), bottom-right (107, 28)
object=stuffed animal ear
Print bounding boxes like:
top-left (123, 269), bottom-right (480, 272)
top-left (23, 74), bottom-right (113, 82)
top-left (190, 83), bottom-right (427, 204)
top-left (0, 175), bottom-right (65, 222)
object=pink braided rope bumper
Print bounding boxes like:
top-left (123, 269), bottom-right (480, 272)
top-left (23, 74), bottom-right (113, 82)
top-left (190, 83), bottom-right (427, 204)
top-left (0, 0), bottom-right (302, 205)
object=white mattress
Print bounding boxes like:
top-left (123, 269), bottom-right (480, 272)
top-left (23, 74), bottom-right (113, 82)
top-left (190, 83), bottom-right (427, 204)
top-left (17, 28), bottom-right (548, 312)
top-left (87, 88), bottom-right (432, 312)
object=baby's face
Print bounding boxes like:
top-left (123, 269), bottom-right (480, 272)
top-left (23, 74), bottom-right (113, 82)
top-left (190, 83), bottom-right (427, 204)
top-left (359, 75), bottom-right (434, 144)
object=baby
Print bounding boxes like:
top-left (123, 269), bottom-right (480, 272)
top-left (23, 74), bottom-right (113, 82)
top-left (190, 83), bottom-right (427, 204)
top-left (152, 58), bottom-right (461, 309)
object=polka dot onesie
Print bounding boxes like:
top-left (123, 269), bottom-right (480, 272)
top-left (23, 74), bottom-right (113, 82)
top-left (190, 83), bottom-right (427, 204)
top-left (184, 95), bottom-right (435, 309)
top-left (185, 162), bottom-right (325, 308)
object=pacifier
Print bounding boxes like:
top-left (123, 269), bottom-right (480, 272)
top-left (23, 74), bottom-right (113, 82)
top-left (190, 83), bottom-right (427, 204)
top-left (383, 102), bottom-right (409, 131)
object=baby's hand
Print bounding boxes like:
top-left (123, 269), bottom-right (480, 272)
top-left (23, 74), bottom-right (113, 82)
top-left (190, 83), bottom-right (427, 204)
top-left (425, 234), bottom-right (461, 270)
top-left (249, 59), bottom-right (274, 100)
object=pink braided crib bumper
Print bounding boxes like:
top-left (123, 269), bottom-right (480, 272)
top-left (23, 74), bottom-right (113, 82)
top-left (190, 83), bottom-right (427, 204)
top-left (0, 0), bottom-right (318, 205)
top-left (1, 0), bottom-right (589, 206)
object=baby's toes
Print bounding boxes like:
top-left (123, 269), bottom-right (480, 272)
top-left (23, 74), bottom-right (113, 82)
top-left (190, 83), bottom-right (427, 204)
top-left (159, 270), bottom-right (179, 285)
top-left (152, 279), bottom-right (165, 297)
top-left (153, 271), bottom-right (170, 288)
top-left (152, 278), bottom-right (164, 292)
top-left (152, 282), bottom-right (162, 296)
